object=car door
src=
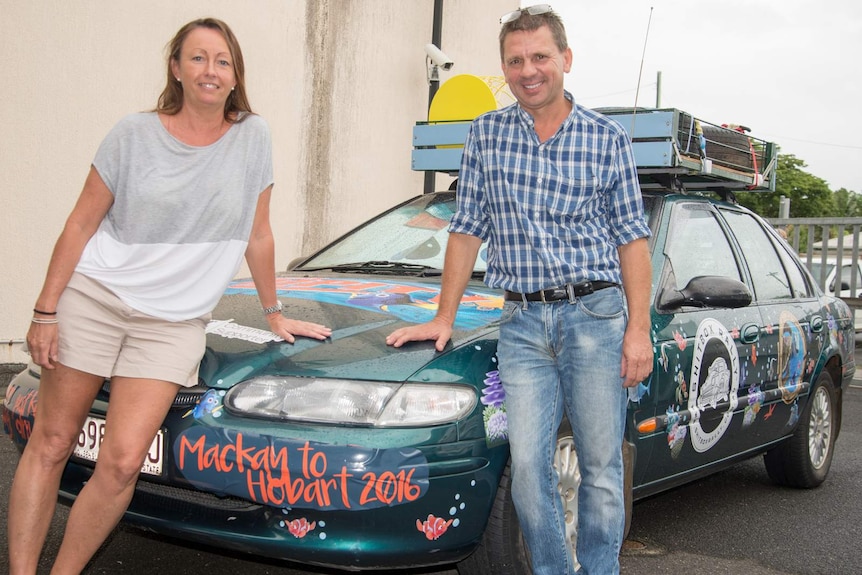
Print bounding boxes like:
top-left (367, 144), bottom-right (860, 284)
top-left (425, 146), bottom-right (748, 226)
top-left (718, 207), bottom-right (826, 442)
top-left (635, 198), bottom-right (764, 491)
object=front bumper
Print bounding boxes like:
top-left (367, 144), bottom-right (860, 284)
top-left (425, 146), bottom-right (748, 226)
top-left (3, 368), bottom-right (509, 571)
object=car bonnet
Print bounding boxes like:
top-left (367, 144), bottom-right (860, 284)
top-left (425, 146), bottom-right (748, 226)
top-left (199, 274), bottom-right (503, 388)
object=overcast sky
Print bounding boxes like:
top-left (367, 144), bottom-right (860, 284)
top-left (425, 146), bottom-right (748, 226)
top-left (552, 0), bottom-right (861, 194)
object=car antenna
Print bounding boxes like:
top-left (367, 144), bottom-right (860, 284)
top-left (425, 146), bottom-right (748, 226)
top-left (630, 6), bottom-right (654, 135)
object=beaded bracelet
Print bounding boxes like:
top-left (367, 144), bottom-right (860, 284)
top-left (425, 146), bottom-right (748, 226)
top-left (31, 317), bottom-right (59, 325)
top-left (33, 308), bottom-right (57, 315)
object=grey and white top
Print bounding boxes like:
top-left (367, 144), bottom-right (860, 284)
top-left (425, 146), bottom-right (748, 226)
top-left (76, 112), bottom-right (274, 321)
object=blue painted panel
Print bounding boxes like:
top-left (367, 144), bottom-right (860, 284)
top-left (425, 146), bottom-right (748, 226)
top-left (630, 141), bottom-right (675, 167)
top-left (412, 148), bottom-right (464, 172)
top-left (603, 110), bottom-right (676, 140)
top-left (413, 123), bottom-right (472, 147)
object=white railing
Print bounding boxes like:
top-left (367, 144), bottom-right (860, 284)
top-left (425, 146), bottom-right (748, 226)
top-left (767, 217), bottom-right (862, 309)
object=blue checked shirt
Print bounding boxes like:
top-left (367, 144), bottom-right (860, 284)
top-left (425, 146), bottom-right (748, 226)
top-left (449, 91), bottom-right (651, 294)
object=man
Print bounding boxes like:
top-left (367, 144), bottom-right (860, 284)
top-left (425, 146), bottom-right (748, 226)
top-left (387, 5), bottom-right (653, 575)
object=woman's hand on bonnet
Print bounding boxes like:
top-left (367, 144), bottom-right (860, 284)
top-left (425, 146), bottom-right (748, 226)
top-left (26, 322), bottom-right (60, 369)
top-left (266, 314), bottom-right (332, 344)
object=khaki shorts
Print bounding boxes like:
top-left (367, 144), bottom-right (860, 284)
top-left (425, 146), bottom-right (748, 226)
top-left (57, 273), bottom-right (209, 388)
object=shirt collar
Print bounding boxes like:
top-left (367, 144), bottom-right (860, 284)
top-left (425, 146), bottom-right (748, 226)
top-left (514, 90), bottom-right (578, 140)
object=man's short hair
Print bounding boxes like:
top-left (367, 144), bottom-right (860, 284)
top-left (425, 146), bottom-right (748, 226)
top-left (499, 9), bottom-right (568, 59)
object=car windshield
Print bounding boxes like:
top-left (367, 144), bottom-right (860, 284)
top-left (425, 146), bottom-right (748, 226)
top-left (296, 191), bottom-right (657, 276)
top-left (297, 192), bottom-right (487, 274)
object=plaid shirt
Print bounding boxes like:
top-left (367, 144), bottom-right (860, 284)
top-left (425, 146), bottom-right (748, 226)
top-left (449, 92), bottom-right (651, 294)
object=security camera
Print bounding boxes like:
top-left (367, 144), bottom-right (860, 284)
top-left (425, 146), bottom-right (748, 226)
top-left (425, 43), bottom-right (454, 71)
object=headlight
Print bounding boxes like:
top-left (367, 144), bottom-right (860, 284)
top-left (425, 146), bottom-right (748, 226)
top-left (224, 376), bottom-right (477, 427)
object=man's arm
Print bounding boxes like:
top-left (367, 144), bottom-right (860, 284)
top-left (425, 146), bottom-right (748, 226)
top-left (618, 237), bottom-right (654, 387)
top-left (386, 232), bottom-right (483, 351)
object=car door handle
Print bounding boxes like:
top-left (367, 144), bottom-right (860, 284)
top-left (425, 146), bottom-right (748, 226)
top-left (740, 323), bottom-right (760, 344)
top-left (810, 315), bottom-right (824, 332)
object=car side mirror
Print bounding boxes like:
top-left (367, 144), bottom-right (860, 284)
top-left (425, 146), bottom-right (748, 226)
top-left (657, 275), bottom-right (753, 311)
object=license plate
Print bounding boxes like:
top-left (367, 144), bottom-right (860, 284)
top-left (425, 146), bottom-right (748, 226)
top-left (73, 415), bottom-right (165, 476)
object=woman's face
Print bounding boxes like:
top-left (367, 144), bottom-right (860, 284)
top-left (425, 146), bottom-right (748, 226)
top-left (171, 27), bottom-right (236, 112)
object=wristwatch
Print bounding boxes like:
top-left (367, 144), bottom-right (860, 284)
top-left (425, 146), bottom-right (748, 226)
top-left (262, 300), bottom-right (283, 316)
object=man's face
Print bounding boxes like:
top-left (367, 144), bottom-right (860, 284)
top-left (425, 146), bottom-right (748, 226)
top-left (501, 25), bottom-right (572, 115)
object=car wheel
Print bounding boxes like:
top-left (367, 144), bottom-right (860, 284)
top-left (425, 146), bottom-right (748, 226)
top-left (553, 418), bottom-right (581, 571)
top-left (763, 369), bottom-right (836, 488)
top-left (457, 419), bottom-right (582, 575)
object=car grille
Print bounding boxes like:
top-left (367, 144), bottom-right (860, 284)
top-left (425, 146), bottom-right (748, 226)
top-left (133, 479), bottom-right (261, 512)
top-left (173, 384), bottom-right (209, 408)
top-left (99, 381), bottom-right (209, 409)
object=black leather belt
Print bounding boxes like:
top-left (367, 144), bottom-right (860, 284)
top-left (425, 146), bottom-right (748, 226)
top-left (504, 281), bottom-right (617, 303)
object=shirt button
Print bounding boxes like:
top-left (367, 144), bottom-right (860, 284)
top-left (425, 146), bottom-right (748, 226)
top-left (537, 178), bottom-right (543, 184)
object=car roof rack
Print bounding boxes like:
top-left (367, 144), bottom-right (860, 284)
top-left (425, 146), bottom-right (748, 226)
top-left (411, 107), bottom-right (778, 200)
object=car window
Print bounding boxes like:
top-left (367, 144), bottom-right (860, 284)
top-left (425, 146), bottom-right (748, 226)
top-left (720, 209), bottom-right (793, 301)
top-left (663, 203), bottom-right (741, 287)
top-left (769, 233), bottom-right (813, 298)
top-left (298, 193), bottom-right (488, 272)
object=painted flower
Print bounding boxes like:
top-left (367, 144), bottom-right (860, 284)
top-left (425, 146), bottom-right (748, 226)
top-left (416, 514), bottom-right (454, 540)
top-left (668, 422), bottom-right (686, 459)
top-left (484, 407), bottom-right (508, 441)
top-left (673, 330), bottom-right (686, 350)
top-left (481, 370), bottom-right (505, 408)
top-left (747, 384), bottom-right (764, 407)
top-left (286, 517), bottom-right (317, 539)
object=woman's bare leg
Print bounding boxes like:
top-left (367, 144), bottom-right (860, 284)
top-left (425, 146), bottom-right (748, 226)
top-left (7, 365), bottom-right (103, 575)
top-left (49, 376), bottom-right (179, 575)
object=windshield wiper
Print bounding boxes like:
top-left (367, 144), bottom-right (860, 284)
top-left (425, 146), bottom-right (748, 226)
top-left (299, 261), bottom-right (486, 280)
top-left (306, 261), bottom-right (443, 276)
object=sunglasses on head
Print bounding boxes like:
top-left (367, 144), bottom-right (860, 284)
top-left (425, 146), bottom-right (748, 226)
top-left (499, 4), bottom-right (554, 25)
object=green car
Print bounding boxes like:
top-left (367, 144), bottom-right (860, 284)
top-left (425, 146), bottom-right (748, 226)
top-left (4, 109), bottom-right (856, 574)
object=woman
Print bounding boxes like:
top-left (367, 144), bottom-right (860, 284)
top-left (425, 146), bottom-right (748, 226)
top-left (8, 18), bottom-right (331, 574)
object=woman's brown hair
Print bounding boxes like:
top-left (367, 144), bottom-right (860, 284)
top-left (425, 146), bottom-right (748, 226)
top-left (155, 18), bottom-right (253, 123)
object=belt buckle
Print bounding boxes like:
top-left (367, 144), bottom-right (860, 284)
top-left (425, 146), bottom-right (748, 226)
top-left (539, 289), bottom-right (550, 303)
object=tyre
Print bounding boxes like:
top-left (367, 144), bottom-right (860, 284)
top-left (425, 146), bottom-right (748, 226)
top-left (763, 369), bottom-right (836, 488)
top-left (456, 419), bottom-right (582, 575)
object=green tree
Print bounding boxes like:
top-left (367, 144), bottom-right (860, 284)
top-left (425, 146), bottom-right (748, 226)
top-left (736, 153), bottom-right (833, 218)
top-left (831, 187), bottom-right (862, 217)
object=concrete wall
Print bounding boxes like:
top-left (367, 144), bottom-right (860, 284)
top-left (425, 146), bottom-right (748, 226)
top-left (0, 0), bottom-right (509, 364)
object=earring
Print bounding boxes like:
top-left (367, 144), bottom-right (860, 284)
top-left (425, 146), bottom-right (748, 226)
top-left (231, 86), bottom-right (235, 91)
top-left (176, 77), bottom-right (181, 82)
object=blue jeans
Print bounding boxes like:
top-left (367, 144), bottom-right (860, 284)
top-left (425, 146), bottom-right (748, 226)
top-left (497, 286), bottom-right (627, 575)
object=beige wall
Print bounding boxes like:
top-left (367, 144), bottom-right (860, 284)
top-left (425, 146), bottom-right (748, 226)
top-left (0, 0), bottom-right (509, 363)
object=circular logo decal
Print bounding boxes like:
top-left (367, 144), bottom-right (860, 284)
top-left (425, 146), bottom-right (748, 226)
top-left (687, 318), bottom-right (740, 453)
